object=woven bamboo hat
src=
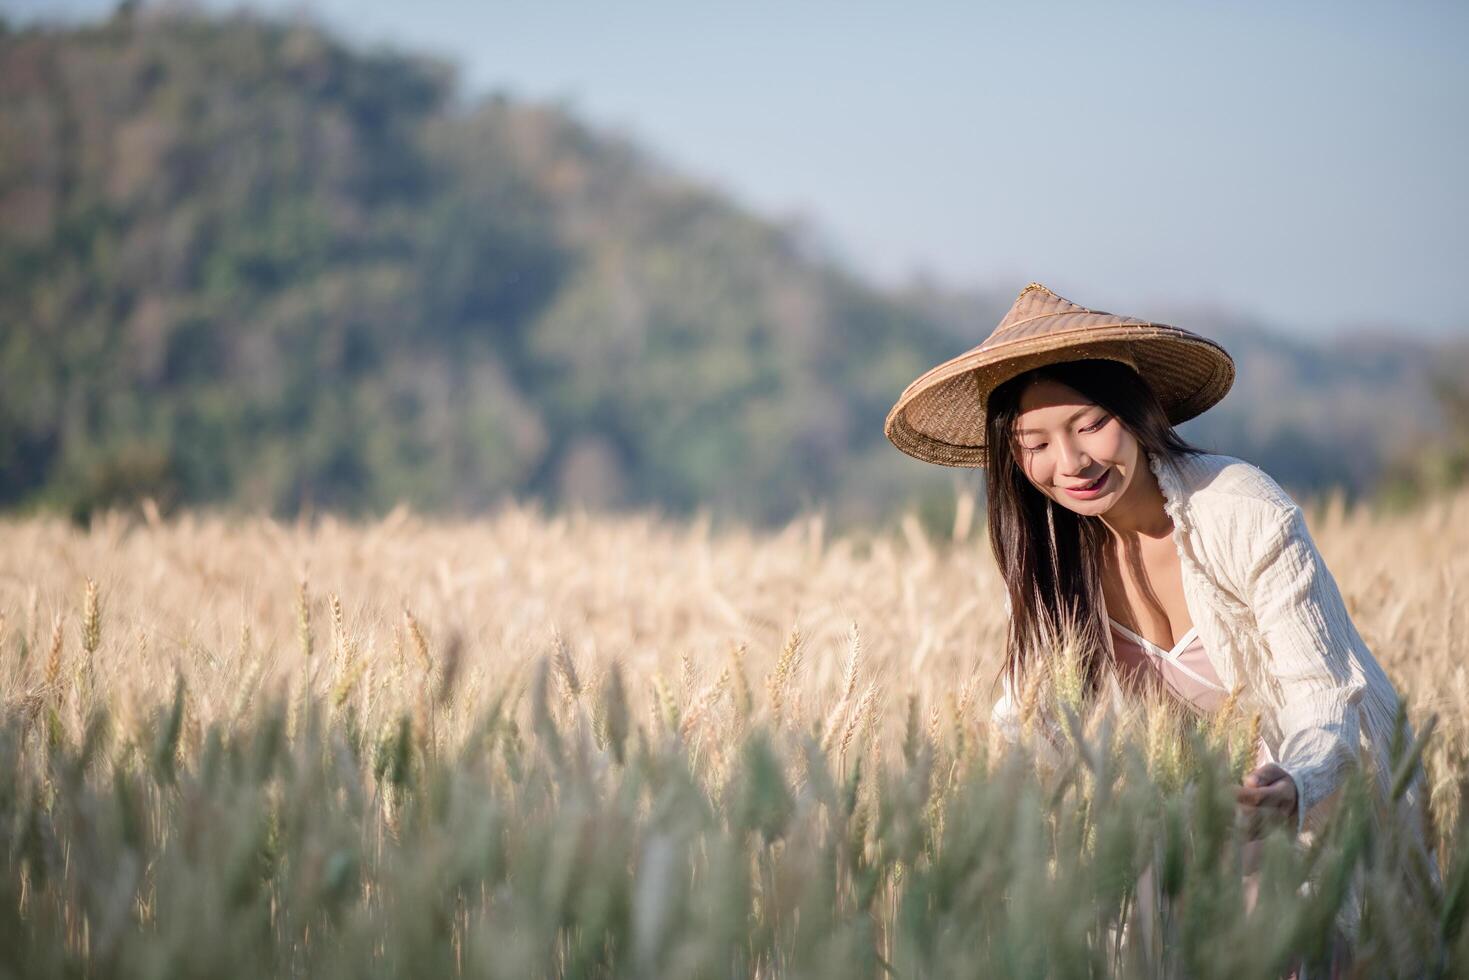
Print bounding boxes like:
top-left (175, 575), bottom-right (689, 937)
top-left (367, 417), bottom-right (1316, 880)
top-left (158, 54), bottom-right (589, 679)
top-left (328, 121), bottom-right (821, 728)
top-left (884, 282), bottom-right (1234, 467)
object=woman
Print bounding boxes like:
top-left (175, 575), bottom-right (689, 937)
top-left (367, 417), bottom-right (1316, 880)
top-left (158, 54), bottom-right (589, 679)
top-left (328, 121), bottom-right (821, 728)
top-left (884, 281), bottom-right (1434, 972)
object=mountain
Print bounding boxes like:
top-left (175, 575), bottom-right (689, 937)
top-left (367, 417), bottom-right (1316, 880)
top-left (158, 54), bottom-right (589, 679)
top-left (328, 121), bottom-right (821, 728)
top-left (0, 7), bottom-right (1455, 527)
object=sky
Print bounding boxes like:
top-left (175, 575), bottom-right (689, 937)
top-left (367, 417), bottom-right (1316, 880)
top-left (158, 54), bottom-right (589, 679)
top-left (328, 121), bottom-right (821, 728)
top-left (7, 0), bottom-right (1469, 338)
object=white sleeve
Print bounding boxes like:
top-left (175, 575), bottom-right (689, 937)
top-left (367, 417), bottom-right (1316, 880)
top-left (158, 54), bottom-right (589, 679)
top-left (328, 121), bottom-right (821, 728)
top-left (990, 592), bottom-right (1021, 745)
top-left (989, 591), bottom-right (1065, 766)
top-left (989, 668), bottom-right (1023, 747)
top-left (1245, 505), bottom-right (1367, 835)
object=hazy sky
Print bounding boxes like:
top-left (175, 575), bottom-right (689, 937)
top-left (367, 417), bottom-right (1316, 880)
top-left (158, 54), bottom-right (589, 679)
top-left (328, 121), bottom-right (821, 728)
top-left (9, 0), bottom-right (1468, 338)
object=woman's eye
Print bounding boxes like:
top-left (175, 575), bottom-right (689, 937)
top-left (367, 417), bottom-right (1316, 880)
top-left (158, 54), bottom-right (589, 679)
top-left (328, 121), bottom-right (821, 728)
top-left (1023, 443), bottom-right (1045, 453)
top-left (1083, 415), bottom-right (1110, 432)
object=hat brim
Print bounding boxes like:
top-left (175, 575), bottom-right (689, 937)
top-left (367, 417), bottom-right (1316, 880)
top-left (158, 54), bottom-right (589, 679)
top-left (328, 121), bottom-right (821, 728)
top-left (885, 325), bottom-right (1234, 468)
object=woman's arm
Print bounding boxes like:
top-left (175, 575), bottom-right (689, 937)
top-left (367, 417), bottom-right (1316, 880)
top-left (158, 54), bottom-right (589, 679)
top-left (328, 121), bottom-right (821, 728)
top-left (990, 592), bottom-right (1066, 765)
top-left (1244, 503), bottom-right (1368, 836)
top-left (991, 593), bottom-right (1024, 746)
top-left (989, 668), bottom-right (1023, 746)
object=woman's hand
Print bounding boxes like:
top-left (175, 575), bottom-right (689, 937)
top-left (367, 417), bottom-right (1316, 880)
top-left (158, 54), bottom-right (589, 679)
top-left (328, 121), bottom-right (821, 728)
top-left (1234, 763), bottom-right (1298, 838)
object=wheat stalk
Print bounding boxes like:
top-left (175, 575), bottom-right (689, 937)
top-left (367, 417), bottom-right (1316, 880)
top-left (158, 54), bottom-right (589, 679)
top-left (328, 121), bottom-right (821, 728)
top-left (551, 628), bottom-right (582, 702)
top-left (679, 667), bottom-right (732, 740)
top-left (839, 680), bottom-right (879, 767)
top-left (402, 607), bottom-right (433, 675)
top-left (81, 577), bottom-right (101, 657)
top-left (44, 614), bottom-right (64, 692)
top-left (297, 577), bottom-right (313, 660)
top-left (728, 643), bottom-right (752, 722)
top-left (765, 624), bottom-right (804, 722)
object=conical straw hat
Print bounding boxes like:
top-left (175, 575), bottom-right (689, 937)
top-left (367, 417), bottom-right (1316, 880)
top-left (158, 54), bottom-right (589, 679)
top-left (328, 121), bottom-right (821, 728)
top-left (884, 282), bottom-right (1234, 467)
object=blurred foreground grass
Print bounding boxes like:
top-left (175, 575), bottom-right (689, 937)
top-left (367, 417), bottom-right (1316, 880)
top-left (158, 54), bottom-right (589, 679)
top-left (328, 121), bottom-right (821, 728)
top-left (2, 491), bottom-right (1468, 977)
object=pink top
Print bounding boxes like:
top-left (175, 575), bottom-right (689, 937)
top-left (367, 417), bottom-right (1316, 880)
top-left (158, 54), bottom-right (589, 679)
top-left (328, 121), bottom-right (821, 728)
top-left (1108, 616), bottom-right (1275, 766)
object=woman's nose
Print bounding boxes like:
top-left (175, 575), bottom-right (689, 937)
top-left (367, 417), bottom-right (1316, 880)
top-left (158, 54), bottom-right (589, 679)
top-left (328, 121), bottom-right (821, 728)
top-left (1057, 439), bottom-right (1091, 476)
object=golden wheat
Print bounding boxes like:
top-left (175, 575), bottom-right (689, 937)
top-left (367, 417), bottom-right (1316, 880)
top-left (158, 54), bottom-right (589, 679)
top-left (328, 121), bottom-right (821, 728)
top-left (0, 486), bottom-right (1465, 867)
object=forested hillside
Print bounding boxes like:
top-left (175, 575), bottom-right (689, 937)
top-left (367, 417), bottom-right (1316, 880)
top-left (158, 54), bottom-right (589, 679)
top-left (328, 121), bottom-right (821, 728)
top-left (0, 7), bottom-right (1455, 525)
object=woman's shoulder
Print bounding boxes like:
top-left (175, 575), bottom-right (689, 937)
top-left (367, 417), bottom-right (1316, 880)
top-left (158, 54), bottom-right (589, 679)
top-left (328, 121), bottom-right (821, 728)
top-left (1161, 451), bottom-right (1304, 566)
top-left (1166, 450), bottom-right (1300, 517)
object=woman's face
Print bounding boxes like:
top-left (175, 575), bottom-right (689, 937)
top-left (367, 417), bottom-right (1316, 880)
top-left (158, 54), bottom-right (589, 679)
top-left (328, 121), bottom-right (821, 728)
top-left (1010, 376), bottom-right (1141, 515)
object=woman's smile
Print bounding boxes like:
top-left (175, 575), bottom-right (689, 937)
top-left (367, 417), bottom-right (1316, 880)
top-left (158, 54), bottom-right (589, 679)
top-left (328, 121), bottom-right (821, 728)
top-left (1062, 467), bottom-right (1112, 499)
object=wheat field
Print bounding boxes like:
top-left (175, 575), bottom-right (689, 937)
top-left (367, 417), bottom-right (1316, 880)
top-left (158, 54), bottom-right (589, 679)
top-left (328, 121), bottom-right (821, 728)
top-left (1, 488), bottom-right (1467, 977)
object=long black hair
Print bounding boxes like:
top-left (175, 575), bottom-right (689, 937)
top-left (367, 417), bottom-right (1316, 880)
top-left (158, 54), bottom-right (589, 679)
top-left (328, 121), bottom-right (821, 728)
top-left (984, 358), bottom-right (1213, 699)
